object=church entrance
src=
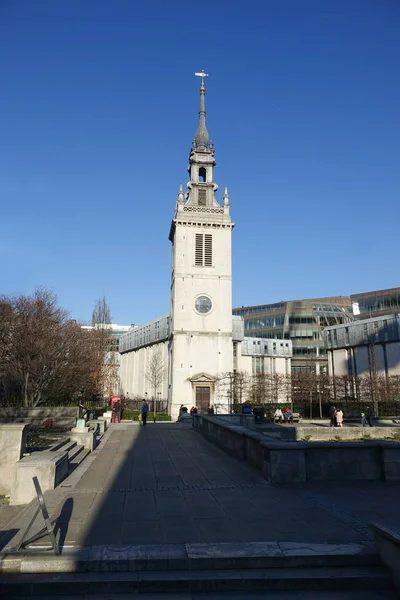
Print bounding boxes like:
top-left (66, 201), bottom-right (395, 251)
top-left (195, 386), bottom-right (210, 413)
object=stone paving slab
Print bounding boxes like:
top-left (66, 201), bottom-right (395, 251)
top-left (0, 423), bottom-right (399, 551)
top-left (9, 592), bottom-right (400, 600)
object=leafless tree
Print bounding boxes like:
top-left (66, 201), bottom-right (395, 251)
top-left (91, 296), bottom-right (118, 398)
top-left (0, 288), bottom-right (103, 407)
top-left (145, 347), bottom-right (167, 415)
top-left (216, 371), bottom-right (249, 412)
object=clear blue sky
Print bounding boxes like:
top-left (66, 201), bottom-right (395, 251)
top-left (1, 0), bottom-right (399, 324)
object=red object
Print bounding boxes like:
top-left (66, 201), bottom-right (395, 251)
top-left (111, 396), bottom-right (122, 423)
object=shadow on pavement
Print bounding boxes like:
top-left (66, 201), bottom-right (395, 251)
top-left (53, 497), bottom-right (73, 553)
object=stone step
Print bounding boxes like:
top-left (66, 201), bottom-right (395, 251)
top-left (48, 437), bottom-right (72, 452)
top-left (0, 542), bottom-right (380, 573)
top-left (67, 444), bottom-right (85, 463)
top-left (53, 439), bottom-right (77, 454)
top-left (8, 591), bottom-right (400, 600)
top-left (0, 566), bottom-right (393, 596)
top-left (68, 447), bottom-right (90, 470)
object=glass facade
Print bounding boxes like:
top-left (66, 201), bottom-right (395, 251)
top-left (233, 297), bottom-right (354, 374)
top-left (351, 287), bottom-right (400, 319)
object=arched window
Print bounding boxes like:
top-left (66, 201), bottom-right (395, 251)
top-left (199, 167), bottom-right (206, 182)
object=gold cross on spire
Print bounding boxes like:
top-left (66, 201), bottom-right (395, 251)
top-left (194, 70), bottom-right (208, 90)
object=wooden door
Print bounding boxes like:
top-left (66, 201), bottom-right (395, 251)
top-left (196, 386), bottom-right (210, 413)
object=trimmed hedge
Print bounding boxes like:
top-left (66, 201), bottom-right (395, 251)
top-left (121, 411), bottom-right (171, 422)
top-left (233, 401), bottom-right (400, 419)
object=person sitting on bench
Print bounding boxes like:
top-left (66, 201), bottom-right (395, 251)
top-left (284, 407), bottom-right (293, 424)
top-left (274, 408), bottom-right (283, 423)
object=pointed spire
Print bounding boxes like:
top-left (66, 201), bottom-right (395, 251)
top-left (194, 70), bottom-right (209, 150)
top-left (223, 185), bottom-right (229, 206)
top-left (177, 182), bottom-right (184, 204)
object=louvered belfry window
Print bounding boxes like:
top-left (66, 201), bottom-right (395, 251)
top-left (195, 233), bottom-right (212, 266)
top-left (204, 234), bottom-right (212, 266)
top-left (198, 189), bottom-right (207, 206)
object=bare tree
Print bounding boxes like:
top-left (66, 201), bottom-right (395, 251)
top-left (216, 371), bottom-right (249, 412)
top-left (0, 288), bottom-right (103, 407)
top-left (145, 347), bottom-right (167, 416)
top-left (91, 297), bottom-right (118, 398)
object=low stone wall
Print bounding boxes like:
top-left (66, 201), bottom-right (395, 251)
top-left (0, 407), bottom-right (78, 429)
top-left (0, 424), bottom-right (29, 495)
top-left (192, 414), bottom-right (400, 484)
top-left (11, 450), bottom-right (69, 505)
top-left (261, 424), bottom-right (400, 443)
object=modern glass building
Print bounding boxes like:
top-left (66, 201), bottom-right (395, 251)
top-left (233, 297), bottom-right (354, 374)
top-left (351, 287), bottom-right (400, 319)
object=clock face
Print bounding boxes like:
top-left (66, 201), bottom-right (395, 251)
top-left (194, 295), bottom-right (213, 315)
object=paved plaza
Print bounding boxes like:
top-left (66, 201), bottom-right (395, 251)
top-left (1, 421), bottom-right (398, 551)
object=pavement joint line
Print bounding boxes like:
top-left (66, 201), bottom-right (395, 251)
top-left (66, 483), bottom-right (272, 493)
top-left (300, 491), bottom-right (374, 541)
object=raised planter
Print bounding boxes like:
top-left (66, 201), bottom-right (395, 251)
top-left (193, 414), bottom-right (400, 484)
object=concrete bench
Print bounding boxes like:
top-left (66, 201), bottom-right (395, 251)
top-left (11, 450), bottom-right (69, 505)
top-left (0, 423), bottom-right (29, 496)
top-left (371, 522), bottom-right (400, 592)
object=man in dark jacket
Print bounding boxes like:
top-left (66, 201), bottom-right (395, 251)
top-left (141, 399), bottom-right (149, 426)
top-left (366, 406), bottom-right (374, 427)
top-left (329, 405), bottom-right (336, 428)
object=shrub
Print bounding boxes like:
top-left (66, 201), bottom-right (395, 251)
top-left (121, 411), bottom-right (171, 422)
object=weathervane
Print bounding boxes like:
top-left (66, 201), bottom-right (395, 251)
top-left (194, 70), bottom-right (208, 90)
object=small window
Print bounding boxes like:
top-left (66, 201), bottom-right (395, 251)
top-left (198, 189), bottom-right (206, 206)
top-left (199, 167), bottom-right (206, 182)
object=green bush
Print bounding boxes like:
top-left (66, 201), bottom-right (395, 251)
top-left (122, 411), bottom-right (171, 422)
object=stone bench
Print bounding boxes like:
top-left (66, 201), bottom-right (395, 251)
top-left (371, 522), bottom-right (400, 592)
top-left (11, 450), bottom-right (69, 505)
top-left (0, 423), bottom-right (29, 496)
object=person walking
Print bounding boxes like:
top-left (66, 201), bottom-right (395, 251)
top-left (336, 408), bottom-right (343, 428)
top-left (366, 406), bottom-right (374, 427)
top-left (329, 405), bottom-right (337, 428)
top-left (361, 410), bottom-right (367, 427)
top-left (141, 398), bottom-right (149, 427)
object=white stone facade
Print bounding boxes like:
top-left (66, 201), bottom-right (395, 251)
top-left (118, 78), bottom-right (292, 418)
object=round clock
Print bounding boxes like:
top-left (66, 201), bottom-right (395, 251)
top-left (194, 295), bottom-right (213, 315)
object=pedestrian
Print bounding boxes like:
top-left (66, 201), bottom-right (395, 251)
top-left (336, 408), bottom-right (343, 427)
top-left (285, 407), bottom-right (293, 424)
top-left (274, 408), bottom-right (283, 424)
top-left (329, 405), bottom-right (337, 428)
top-left (361, 410), bottom-right (367, 427)
top-left (141, 398), bottom-right (149, 426)
top-left (366, 406), bottom-right (374, 427)
top-left (178, 404), bottom-right (184, 422)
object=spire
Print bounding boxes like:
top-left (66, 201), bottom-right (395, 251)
top-left (194, 70), bottom-right (209, 150)
top-left (223, 185), bottom-right (229, 206)
top-left (177, 182), bottom-right (184, 204)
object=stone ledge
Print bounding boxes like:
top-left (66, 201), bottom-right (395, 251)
top-left (0, 541), bottom-right (379, 574)
top-left (371, 521), bottom-right (400, 592)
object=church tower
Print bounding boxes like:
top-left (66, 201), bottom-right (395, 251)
top-left (168, 72), bottom-right (234, 418)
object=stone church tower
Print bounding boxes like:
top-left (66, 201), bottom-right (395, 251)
top-left (168, 73), bottom-right (234, 418)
